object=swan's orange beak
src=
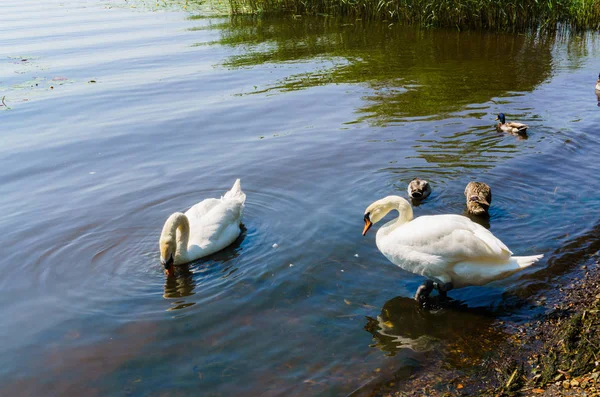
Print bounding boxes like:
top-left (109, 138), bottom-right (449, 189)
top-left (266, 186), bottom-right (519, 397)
top-left (162, 256), bottom-right (175, 277)
top-left (362, 214), bottom-right (372, 236)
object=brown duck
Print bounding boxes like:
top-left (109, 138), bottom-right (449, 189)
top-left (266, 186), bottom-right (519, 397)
top-left (407, 178), bottom-right (431, 200)
top-left (465, 182), bottom-right (491, 216)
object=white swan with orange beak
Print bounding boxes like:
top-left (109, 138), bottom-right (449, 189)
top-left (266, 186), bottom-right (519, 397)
top-left (159, 179), bottom-right (246, 276)
top-left (362, 196), bottom-right (542, 303)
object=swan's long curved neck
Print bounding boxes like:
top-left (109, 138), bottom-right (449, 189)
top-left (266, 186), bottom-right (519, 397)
top-left (377, 197), bottom-right (414, 236)
top-left (162, 212), bottom-right (190, 259)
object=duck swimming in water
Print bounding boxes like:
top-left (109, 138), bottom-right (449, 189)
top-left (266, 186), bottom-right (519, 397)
top-left (496, 113), bottom-right (528, 135)
top-left (464, 181), bottom-right (492, 216)
top-left (407, 178), bottom-right (431, 200)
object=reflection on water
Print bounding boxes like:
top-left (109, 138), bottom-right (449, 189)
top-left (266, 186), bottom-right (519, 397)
top-left (206, 17), bottom-right (556, 124)
top-left (163, 228), bottom-right (246, 308)
top-left (464, 211), bottom-right (491, 229)
top-left (365, 296), bottom-right (505, 366)
top-left (2, 1), bottom-right (600, 396)
top-left (163, 266), bottom-right (196, 304)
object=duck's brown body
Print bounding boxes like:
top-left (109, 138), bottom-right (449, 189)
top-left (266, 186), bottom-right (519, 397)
top-left (496, 113), bottom-right (528, 135)
top-left (464, 181), bottom-right (492, 216)
top-left (407, 178), bottom-right (432, 200)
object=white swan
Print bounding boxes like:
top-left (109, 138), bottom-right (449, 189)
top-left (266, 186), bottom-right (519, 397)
top-left (159, 179), bottom-right (246, 276)
top-left (362, 196), bottom-right (543, 302)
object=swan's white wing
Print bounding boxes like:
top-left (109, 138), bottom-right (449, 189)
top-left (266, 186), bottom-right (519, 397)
top-left (385, 214), bottom-right (512, 263)
top-left (185, 198), bottom-right (222, 220)
top-left (186, 199), bottom-right (243, 249)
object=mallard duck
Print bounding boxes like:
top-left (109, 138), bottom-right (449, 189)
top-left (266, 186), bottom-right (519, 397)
top-left (596, 73), bottom-right (600, 92)
top-left (159, 179), bottom-right (246, 276)
top-left (362, 196), bottom-right (543, 303)
top-left (464, 181), bottom-right (492, 216)
top-left (407, 178), bottom-right (431, 200)
top-left (496, 113), bottom-right (528, 134)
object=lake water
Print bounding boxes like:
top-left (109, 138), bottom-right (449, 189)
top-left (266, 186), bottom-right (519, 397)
top-left (1, 0), bottom-right (600, 395)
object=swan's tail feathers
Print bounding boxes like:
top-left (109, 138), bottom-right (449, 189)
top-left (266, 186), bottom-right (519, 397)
top-left (223, 178), bottom-right (246, 204)
top-left (514, 254), bottom-right (543, 268)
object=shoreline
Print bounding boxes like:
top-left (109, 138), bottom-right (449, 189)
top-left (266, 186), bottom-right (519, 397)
top-left (363, 225), bottom-right (600, 397)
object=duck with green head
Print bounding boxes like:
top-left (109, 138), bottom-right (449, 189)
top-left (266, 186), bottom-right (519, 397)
top-left (495, 113), bottom-right (528, 134)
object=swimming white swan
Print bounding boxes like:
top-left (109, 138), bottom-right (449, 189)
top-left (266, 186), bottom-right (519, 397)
top-left (159, 179), bottom-right (246, 276)
top-left (362, 196), bottom-right (543, 303)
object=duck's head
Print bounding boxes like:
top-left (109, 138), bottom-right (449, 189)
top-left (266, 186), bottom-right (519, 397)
top-left (363, 196), bottom-right (412, 236)
top-left (467, 195), bottom-right (490, 216)
top-left (495, 113), bottom-right (506, 124)
top-left (159, 238), bottom-right (175, 277)
top-left (407, 178), bottom-right (432, 199)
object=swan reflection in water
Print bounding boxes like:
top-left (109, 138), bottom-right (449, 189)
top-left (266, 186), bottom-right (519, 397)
top-left (365, 296), bottom-right (504, 366)
top-left (163, 265), bottom-right (195, 300)
top-left (162, 227), bottom-right (247, 310)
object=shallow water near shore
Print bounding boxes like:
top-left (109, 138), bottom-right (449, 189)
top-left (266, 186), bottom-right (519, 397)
top-left (1, 1), bottom-right (600, 395)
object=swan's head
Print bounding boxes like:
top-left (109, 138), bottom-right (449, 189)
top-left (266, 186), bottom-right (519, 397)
top-left (159, 239), bottom-right (175, 277)
top-left (495, 113), bottom-right (506, 124)
top-left (363, 196), bottom-right (411, 236)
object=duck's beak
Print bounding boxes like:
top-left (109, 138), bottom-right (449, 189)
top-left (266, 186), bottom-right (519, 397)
top-left (495, 116), bottom-right (499, 121)
top-left (362, 214), bottom-right (372, 236)
top-left (161, 256), bottom-right (175, 277)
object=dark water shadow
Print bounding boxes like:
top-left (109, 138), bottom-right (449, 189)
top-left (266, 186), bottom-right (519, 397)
top-left (410, 196), bottom-right (429, 207)
top-left (464, 210), bottom-right (491, 229)
top-left (512, 220), bottom-right (600, 300)
top-left (365, 296), bottom-right (506, 364)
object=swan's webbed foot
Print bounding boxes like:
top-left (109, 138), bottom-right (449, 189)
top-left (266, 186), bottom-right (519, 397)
top-left (433, 281), bottom-right (454, 300)
top-left (415, 280), bottom-right (434, 305)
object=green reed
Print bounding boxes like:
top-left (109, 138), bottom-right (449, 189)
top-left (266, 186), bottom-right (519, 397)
top-left (224, 0), bottom-right (600, 31)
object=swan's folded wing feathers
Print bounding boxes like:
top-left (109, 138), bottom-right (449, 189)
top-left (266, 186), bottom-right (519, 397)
top-left (186, 198), bottom-right (221, 219)
top-left (471, 226), bottom-right (512, 257)
top-left (386, 215), bottom-right (511, 262)
top-left (193, 200), bottom-right (243, 246)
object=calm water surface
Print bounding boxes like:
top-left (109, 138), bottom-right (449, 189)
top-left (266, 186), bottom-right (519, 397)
top-left (1, 0), bottom-right (600, 395)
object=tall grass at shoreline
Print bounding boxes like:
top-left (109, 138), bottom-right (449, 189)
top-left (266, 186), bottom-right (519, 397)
top-left (224, 0), bottom-right (600, 30)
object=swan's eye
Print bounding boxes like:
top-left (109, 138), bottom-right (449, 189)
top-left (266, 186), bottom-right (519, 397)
top-left (364, 212), bottom-right (371, 222)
